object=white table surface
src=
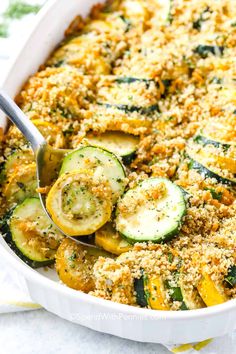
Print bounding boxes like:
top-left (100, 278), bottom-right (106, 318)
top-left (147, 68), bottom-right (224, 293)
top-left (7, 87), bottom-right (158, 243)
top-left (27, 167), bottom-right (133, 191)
top-left (0, 309), bottom-right (169, 354)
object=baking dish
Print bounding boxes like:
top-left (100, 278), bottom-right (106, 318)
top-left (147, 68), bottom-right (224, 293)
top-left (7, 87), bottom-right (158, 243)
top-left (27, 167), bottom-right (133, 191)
top-left (0, 0), bottom-right (236, 344)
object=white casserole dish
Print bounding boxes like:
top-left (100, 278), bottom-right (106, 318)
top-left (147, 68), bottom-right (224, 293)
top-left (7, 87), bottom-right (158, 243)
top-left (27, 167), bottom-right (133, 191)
top-left (0, 0), bottom-right (236, 344)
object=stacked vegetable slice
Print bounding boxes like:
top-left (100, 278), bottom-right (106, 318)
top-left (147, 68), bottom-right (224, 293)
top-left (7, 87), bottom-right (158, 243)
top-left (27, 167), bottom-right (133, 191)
top-left (187, 118), bottom-right (236, 186)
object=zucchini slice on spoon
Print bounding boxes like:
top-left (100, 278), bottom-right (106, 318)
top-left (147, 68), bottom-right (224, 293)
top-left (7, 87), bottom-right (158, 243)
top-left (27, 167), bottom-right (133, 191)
top-left (60, 146), bottom-right (127, 203)
top-left (46, 169), bottom-right (113, 236)
top-left (116, 177), bottom-right (186, 243)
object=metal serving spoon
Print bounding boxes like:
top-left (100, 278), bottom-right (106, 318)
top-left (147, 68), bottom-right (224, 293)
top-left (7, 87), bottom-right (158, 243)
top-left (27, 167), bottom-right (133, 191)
top-left (0, 90), bottom-right (98, 248)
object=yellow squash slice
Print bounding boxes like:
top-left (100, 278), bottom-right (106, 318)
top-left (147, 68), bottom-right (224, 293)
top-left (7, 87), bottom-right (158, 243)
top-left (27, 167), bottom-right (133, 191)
top-left (46, 169), bottom-right (112, 236)
top-left (197, 271), bottom-right (227, 307)
top-left (147, 275), bottom-right (170, 310)
top-left (56, 238), bottom-right (110, 292)
top-left (95, 223), bottom-right (132, 255)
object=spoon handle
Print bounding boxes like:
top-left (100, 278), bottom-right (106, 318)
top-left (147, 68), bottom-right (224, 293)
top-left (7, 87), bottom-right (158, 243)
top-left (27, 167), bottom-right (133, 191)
top-left (0, 90), bottom-right (46, 153)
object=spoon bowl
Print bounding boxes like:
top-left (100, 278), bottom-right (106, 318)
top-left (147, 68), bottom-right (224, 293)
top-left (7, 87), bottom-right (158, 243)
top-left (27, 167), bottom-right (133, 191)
top-left (0, 90), bottom-right (99, 248)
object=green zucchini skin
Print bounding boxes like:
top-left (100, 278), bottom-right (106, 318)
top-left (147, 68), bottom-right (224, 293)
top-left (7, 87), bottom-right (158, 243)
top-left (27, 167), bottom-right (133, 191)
top-left (122, 151), bottom-right (136, 165)
top-left (225, 266), bottom-right (236, 287)
top-left (98, 102), bottom-right (160, 115)
top-left (134, 273), bottom-right (148, 308)
top-left (115, 77), bottom-right (157, 88)
top-left (4, 232), bottom-right (54, 269)
top-left (120, 224), bottom-right (183, 245)
top-left (210, 77), bottom-right (223, 85)
top-left (193, 135), bottom-right (231, 150)
top-left (0, 208), bottom-right (54, 269)
top-left (161, 79), bottom-right (172, 97)
top-left (83, 131), bottom-right (139, 165)
top-left (188, 157), bottom-right (236, 186)
top-left (194, 45), bottom-right (224, 58)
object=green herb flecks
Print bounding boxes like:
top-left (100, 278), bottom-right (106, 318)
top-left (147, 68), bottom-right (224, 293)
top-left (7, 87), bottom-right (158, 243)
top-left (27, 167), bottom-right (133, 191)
top-left (4, 0), bottom-right (41, 20)
top-left (204, 188), bottom-right (222, 201)
top-left (0, 22), bottom-right (9, 38)
top-left (68, 251), bottom-right (77, 262)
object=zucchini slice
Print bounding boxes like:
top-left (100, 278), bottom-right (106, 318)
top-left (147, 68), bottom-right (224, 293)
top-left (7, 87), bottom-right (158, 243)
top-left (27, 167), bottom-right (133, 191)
top-left (134, 273), bottom-right (148, 308)
top-left (198, 120), bottom-right (236, 146)
top-left (1, 149), bottom-right (34, 179)
top-left (191, 145), bottom-right (236, 175)
top-left (6, 198), bottom-right (62, 268)
top-left (188, 156), bottom-right (236, 186)
top-left (116, 178), bottom-right (186, 243)
top-left (82, 131), bottom-right (139, 164)
top-left (56, 238), bottom-right (111, 292)
top-left (3, 163), bottom-right (37, 204)
top-left (193, 135), bottom-right (232, 151)
top-left (97, 77), bottom-right (160, 115)
top-left (46, 170), bottom-right (113, 236)
top-left (194, 45), bottom-right (224, 58)
top-left (115, 77), bottom-right (155, 86)
top-left (47, 34), bottom-right (111, 74)
top-left (197, 271), bottom-right (228, 306)
top-left (98, 103), bottom-right (160, 115)
top-left (95, 222), bottom-right (132, 255)
top-left (60, 146), bottom-right (127, 203)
